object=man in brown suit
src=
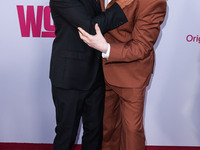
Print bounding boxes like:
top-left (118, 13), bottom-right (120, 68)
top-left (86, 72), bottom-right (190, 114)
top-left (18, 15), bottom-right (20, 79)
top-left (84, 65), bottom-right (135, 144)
top-left (78, 0), bottom-right (167, 149)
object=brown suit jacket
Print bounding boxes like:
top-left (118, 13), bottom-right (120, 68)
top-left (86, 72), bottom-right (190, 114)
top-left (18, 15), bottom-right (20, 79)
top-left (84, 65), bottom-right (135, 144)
top-left (100, 0), bottom-right (167, 88)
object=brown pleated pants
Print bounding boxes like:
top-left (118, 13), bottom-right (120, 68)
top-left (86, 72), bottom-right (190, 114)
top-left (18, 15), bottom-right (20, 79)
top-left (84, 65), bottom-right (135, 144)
top-left (102, 82), bottom-right (146, 150)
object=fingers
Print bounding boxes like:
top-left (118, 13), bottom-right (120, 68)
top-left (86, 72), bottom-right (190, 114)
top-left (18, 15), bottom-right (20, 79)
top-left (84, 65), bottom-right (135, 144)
top-left (78, 31), bottom-right (89, 44)
top-left (78, 27), bottom-right (91, 39)
top-left (95, 23), bottom-right (101, 35)
top-left (78, 24), bottom-right (101, 47)
top-left (78, 31), bottom-right (84, 40)
top-left (78, 27), bottom-right (92, 45)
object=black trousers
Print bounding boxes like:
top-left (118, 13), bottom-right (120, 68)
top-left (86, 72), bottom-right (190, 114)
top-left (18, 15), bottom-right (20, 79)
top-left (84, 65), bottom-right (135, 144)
top-left (52, 65), bottom-right (105, 150)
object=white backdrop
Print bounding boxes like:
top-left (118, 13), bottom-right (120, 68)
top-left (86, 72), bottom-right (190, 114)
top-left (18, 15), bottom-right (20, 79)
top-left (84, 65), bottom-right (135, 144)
top-left (0, 0), bottom-right (200, 146)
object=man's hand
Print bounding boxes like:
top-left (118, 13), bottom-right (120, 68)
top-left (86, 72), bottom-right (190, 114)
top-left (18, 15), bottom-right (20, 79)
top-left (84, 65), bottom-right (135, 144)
top-left (116, 0), bottom-right (134, 9)
top-left (78, 24), bottom-right (108, 53)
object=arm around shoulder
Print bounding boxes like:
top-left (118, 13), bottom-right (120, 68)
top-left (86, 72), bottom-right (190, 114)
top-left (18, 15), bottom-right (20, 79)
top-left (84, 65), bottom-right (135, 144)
top-left (50, 0), bottom-right (128, 35)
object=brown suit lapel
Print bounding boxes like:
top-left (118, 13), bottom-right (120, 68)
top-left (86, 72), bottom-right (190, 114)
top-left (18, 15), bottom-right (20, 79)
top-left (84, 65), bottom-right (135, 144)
top-left (100, 0), bottom-right (106, 11)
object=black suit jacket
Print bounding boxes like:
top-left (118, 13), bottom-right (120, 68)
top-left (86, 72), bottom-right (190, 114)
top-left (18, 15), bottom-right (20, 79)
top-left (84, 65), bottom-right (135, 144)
top-left (49, 0), bottom-right (127, 90)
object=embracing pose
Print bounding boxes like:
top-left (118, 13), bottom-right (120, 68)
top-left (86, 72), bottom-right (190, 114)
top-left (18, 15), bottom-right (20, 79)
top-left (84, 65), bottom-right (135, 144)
top-left (49, 0), bottom-right (133, 149)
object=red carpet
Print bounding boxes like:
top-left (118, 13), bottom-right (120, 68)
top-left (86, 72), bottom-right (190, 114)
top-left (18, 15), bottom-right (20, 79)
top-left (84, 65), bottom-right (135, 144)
top-left (0, 143), bottom-right (200, 150)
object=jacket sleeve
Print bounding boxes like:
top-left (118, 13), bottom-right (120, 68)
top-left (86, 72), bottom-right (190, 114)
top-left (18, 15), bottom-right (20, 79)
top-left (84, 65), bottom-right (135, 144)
top-left (50, 0), bottom-right (128, 35)
top-left (106, 0), bottom-right (167, 63)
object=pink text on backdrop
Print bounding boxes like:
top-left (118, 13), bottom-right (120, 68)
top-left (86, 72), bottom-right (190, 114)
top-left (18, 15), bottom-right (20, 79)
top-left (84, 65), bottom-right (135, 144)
top-left (186, 35), bottom-right (200, 44)
top-left (17, 5), bottom-right (55, 38)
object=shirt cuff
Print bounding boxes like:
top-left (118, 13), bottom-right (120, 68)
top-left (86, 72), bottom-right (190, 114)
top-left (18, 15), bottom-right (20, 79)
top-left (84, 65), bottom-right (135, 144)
top-left (102, 43), bottom-right (110, 59)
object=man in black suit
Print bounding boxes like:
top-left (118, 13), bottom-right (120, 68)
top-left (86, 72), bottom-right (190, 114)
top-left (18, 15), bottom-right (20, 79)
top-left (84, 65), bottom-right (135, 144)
top-left (49, 0), bottom-right (131, 150)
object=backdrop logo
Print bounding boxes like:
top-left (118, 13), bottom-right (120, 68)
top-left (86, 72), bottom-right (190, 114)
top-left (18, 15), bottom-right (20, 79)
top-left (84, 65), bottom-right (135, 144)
top-left (186, 35), bottom-right (200, 44)
top-left (17, 5), bottom-right (55, 38)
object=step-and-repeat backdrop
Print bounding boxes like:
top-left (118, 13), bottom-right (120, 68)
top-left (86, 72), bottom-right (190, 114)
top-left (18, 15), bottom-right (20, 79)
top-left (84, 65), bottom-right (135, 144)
top-left (0, 0), bottom-right (200, 146)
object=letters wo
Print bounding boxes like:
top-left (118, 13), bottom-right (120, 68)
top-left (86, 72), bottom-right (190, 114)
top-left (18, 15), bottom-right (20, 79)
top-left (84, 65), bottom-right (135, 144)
top-left (17, 5), bottom-right (55, 38)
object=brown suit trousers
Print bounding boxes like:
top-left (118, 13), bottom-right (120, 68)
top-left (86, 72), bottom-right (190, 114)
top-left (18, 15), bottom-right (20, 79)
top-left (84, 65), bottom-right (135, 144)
top-left (102, 81), bottom-right (146, 150)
